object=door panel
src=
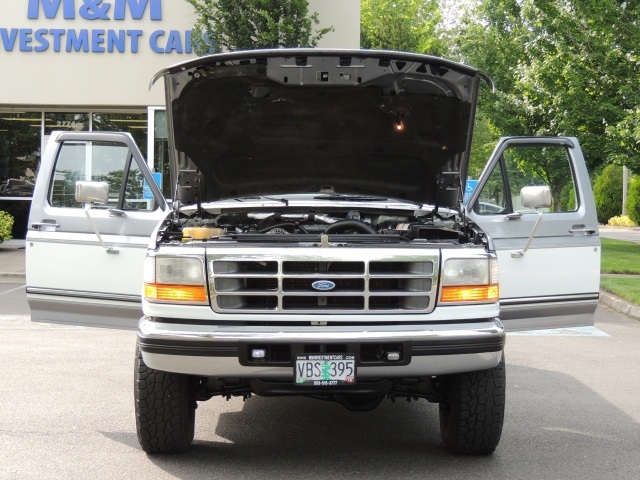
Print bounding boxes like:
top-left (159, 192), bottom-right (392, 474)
top-left (26, 132), bottom-right (167, 329)
top-left (467, 137), bottom-right (600, 331)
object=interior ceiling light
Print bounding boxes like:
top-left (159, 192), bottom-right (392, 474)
top-left (394, 112), bottom-right (405, 132)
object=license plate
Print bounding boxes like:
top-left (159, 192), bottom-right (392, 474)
top-left (295, 354), bottom-right (356, 386)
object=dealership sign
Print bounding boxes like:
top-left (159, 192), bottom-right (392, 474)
top-left (0, 0), bottom-right (192, 54)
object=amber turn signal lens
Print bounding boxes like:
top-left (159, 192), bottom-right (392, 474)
top-left (440, 284), bottom-right (499, 303)
top-left (144, 283), bottom-right (208, 303)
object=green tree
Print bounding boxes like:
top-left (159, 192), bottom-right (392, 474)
top-left (186, 0), bottom-right (334, 54)
top-left (360, 0), bottom-right (445, 55)
top-left (560, 183), bottom-right (576, 212)
top-left (456, 0), bottom-right (640, 176)
top-left (607, 109), bottom-right (640, 174)
top-left (467, 113), bottom-right (500, 179)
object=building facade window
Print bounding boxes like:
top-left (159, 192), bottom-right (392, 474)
top-left (0, 112), bottom-right (42, 199)
top-left (44, 113), bottom-right (90, 135)
top-left (0, 109), bottom-right (149, 240)
top-left (0, 111), bottom-right (42, 240)
top-left (92, 113), bottom-right (148, 158)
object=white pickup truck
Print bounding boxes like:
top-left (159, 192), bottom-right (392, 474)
top-left (25, 49), bottom-right (600, 455)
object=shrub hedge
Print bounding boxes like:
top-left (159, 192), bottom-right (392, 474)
top-left (626, 175), bottom-right (640, 225)
top-left (0, 211), bottom-right (14, 243)
top-left (593, 164), bottom-right (623, 223)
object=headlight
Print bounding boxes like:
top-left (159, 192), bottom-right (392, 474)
top-left (143, 256), bottom-right (208, 304)
top-left (439, 257), bottom-right (499, 304)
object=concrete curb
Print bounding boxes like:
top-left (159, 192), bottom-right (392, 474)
top-left (599, 290), bottom-right (640, 321)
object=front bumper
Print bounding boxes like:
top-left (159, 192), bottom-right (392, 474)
top-left (137, 317), bottom-right (505, 377)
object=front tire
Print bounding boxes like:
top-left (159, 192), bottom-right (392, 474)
top-left (135, 346), bottom-right (196, 453)
top-left (438, 354), bottom-right (505, 455)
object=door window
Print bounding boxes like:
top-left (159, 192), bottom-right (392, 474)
top-left (474, 144), bottom-right (578, 214)
top-left (49, 141), bottom-right (156, 211)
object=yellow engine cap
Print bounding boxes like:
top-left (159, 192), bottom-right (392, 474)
top-left (182, 227), bottom-right (225, 240)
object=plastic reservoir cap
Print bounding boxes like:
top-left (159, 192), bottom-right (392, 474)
top-left (183, 227), bottom-right (224, 240)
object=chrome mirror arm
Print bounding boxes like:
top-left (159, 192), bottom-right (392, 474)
top-left (83, 203), bottom-right (119, 255)
top-left (511, 210), bottom-right (543, 258)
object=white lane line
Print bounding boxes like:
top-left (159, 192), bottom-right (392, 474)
top-left (0, 315), bottom-right (31, 321)
top-left (543, 427), bottom-right (619, 441)
top-left (0, 285), bottom-right (26, 296)
top-left (509, 326), bottom-right (609, 337)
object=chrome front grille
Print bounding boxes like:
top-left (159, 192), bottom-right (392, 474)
top-left (208, 249), bottom-right (439, 314)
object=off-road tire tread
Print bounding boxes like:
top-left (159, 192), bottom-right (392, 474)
top-left (135, 347), bottom-right (195, 454)
top-left (439, 354), bottom-right (505, 455)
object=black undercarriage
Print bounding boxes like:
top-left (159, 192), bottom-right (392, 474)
top-left (191, 375), bottom-right (448, 412)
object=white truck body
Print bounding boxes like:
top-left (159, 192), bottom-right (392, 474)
top-left (26, 50), bottom-right (600, 455)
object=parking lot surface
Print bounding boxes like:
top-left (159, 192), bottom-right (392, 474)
top-left (0, 282), bottom-right (639, 479)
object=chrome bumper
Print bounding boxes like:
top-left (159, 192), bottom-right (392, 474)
top-left (137, 317), bottom-right (505, 377)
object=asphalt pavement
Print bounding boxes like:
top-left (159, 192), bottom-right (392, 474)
top-left (0, 246), bottom-right (25, 283)
top-left (599, 226), bottom-right (640, 244)
top-left (0, 283), bottom-right (639, 479)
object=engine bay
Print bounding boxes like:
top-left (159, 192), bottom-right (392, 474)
top-left (157, 204), bottom-right (484, 245)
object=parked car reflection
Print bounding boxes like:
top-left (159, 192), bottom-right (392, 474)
top-left (477, 202), bottom-right (506, 214)
top-left (0, 178), bottom-right (35, 197)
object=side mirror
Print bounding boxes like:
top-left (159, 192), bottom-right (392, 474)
top-left (75, 181), bottom-right (109, 204)
top-left (74, 181), bottom-right (118, 254)
top-left (512, 185), bottom-right (552, 259)
top-left (521, 185), bottom-right (552, 209)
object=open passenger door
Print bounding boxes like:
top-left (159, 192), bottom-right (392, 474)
top-left (467, 137), bottom-right (600, 331)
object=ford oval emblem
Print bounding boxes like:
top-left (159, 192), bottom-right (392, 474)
top-left (312, 280), bottom-right (336, 291)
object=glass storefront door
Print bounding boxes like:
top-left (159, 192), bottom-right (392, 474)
top-left (149, 108), bottom-right (171, 199)
top-left (0, 112), bottom-right (42, 241)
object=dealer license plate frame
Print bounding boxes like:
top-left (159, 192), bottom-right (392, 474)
top-left (295, 353), bottom-right (357, 386)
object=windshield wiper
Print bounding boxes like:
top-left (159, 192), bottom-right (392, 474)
top-left (234, 196), bottom-right (289, 206)
top-left (313, 194), bottom-right (388, 202)
top-left (262, 196), bottom-right (289, 206)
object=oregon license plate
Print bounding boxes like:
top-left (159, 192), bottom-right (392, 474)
top-left (295, 354), bottom-right (356, 386)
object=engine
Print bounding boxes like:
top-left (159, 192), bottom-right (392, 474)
top-left (157, 207), bottom-right (479, 245)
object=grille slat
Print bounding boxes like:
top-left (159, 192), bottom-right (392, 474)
top-left (210, 257), bottom-right (438, 314)
top-left (283, 261), bottom-right (365, 274)
top-left (283, 296), bottom-right (365, 310)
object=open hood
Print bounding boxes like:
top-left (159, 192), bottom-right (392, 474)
top-left (154, 49), bottom-right (491, 208)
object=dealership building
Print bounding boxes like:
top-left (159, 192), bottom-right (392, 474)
top-left (0, 0), bottom-right (360, 244)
